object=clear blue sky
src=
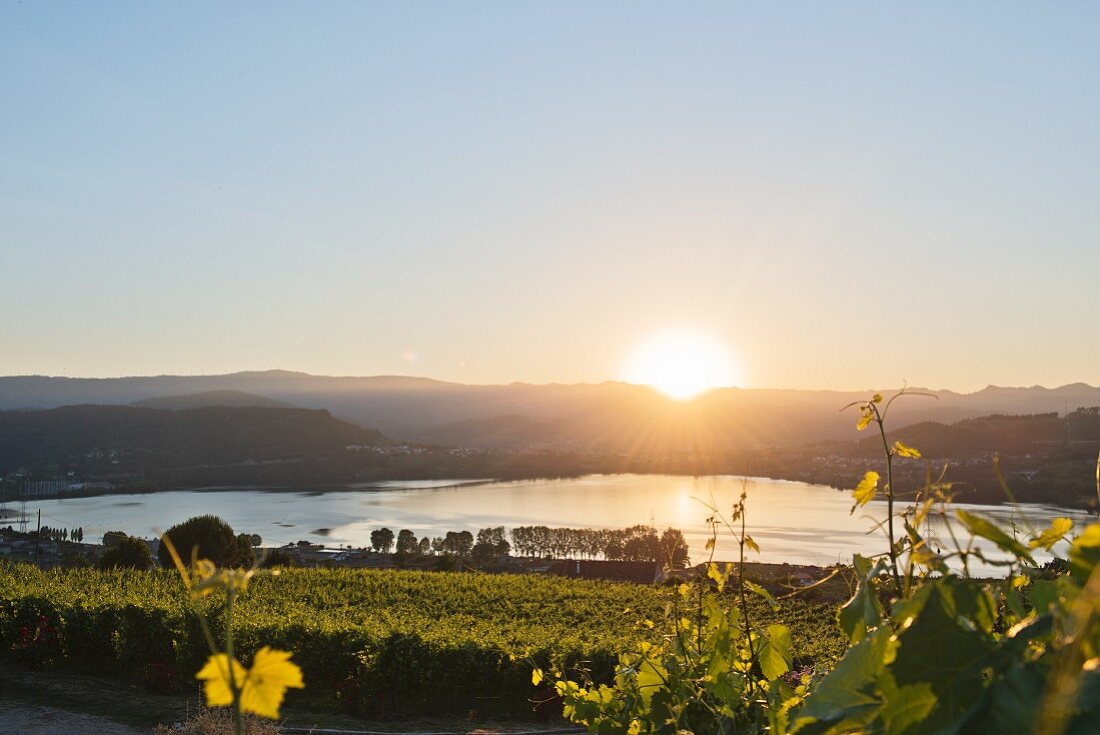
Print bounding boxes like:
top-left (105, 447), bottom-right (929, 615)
top-left (3, 2), bottom-right (1098, 391)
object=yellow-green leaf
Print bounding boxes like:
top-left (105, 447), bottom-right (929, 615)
top-left (745, 579), bottom-right (780, 610)
top-left (956, 509), bottom-right (1035, 564)
top-left (531, 668), bottom-right (543, 686)
top-left (1029, 517), bottom-right (1074, 551)
top-left (707, 562), bottom-right (726, 592)
top-left (758, 624), bottom-right (793, 680)
top-left (893, 440), bottom-right (922, 459)
top-left (745, 535), bottom-right (760, 554)
top-left (195, 654), bottom-right (245, 708)
top-left (880, 681), bottom-right (936, 733)
top-left (196, 647), bottom-right (304, 720)
top-left (852, 471), bottom-right (880, 508)
top-left (910, 546), bottom-right (943, 570)
top-left (636, 658), bottom-right (667, 705)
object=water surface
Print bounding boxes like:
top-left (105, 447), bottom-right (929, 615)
top-left (9, 474), bottom-right (1092, 575)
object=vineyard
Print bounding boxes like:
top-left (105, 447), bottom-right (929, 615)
top-left (0, 563), bottom-right (844, 718)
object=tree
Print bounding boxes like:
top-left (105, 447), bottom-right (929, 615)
top-left (658, 528), bottom-right (690, 569)
top-left (418, 537), bottom-right (432, 555)
top-left (99, 534), bottom-right (153, 570)
top-left (396, 529), bottom-right (418, 555)
top-left (471, 541), bottom-right (496, 563)
top-left (236, 533), bottom-right (256, 567)
top-left (158, 515), bottom-right (245, 568)
top-left (370, 527), bottom-right (395, 553)
top-left (622, 527), bottom-right (661, 562)
top-left (457, 530), bottom-right (474, 555)
top-left (473, 527), bottom-right (511, 562)
top-left (441, 530), bottom-right (474, 556)
top-left (103, 530), bottom-right (128, 547)
top-left (441, 532), bottom-right (460, 555)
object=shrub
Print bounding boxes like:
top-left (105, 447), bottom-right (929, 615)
top-left (10, 614), bottom-right (60, 668)
top-left (236, 533), bottom-right (256, 567)
top-left (257, 548), bottom-right (296, 568)
top-left (158, 516), bottom-right (245, 568)
top-left (98, 535), bottom-right (153, 570)
top-left (153, 708), bottom-right (282, 735)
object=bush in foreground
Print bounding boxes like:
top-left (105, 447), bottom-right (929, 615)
top-left (153, 708), bottom-right (282, 735)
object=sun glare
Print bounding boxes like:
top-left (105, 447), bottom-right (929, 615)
top-left (624, 331), bottom-right (739, 400)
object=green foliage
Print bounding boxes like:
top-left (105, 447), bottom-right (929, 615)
top-left (790, 392), bottom-right (1100, 735)
top-left (547, 569), bottom-right (801, 735)
top-left (550, 391), bottom-right (1100, 735)
top-left (547, 488), bottom-right (810, 734)
top-left (158, 516), bottom-right (246, 569)
top-left (835, 556), bottom-right (885, 645)
top-left (793, 532), bottom-right (1100, 735)
top-left (98, 535), bottom-right (154, 570)
top-left (0, 562), bottom-right (840, 718)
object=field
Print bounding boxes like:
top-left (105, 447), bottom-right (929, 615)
top-left (0, 563), bottom-right (844, 718)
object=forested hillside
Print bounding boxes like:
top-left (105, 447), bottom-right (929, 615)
top-left (0, 405), bottom-right (382, 477)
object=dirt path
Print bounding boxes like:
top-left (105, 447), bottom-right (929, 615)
top-left (0, 662), bottom-right (574, 734)
top-left (0, 703), bottom-right (145, 735)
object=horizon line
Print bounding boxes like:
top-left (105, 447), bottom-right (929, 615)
top-left (0, 369), bottom-right (1096, 397)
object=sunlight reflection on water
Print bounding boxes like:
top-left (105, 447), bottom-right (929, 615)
top-left (23, 474), bottom-right (1094, 576)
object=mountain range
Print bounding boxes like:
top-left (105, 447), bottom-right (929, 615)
top-left (2, 371), bottom-right (1099, 452)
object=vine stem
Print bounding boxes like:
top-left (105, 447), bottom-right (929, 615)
top-left (736, 494), bottom-right (756, 693)
top-left (226, 586), bottom-right (244, 735)
top-left (872, 403), bottom-right (902, 594)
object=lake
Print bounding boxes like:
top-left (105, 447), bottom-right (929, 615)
top-left (8, 474), bottom-right (1094, 575)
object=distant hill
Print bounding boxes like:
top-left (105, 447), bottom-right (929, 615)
top-left (132, 390), bottom-right (294, 410)
top-left (0, 404), bottom-right (383, 475)
top-left (863, 410), bottom-right (1100, 458)
top-left (1, 371), bottom-right (1099, 453)
top-left (417, 414), bottom-right (561, 450)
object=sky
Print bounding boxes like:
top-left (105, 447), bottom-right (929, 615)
top-left (2, 2), bottom-right (1099, 392)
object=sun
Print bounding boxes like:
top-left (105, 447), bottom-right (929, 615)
top-left (623, 330), bottom-right (739, 400)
